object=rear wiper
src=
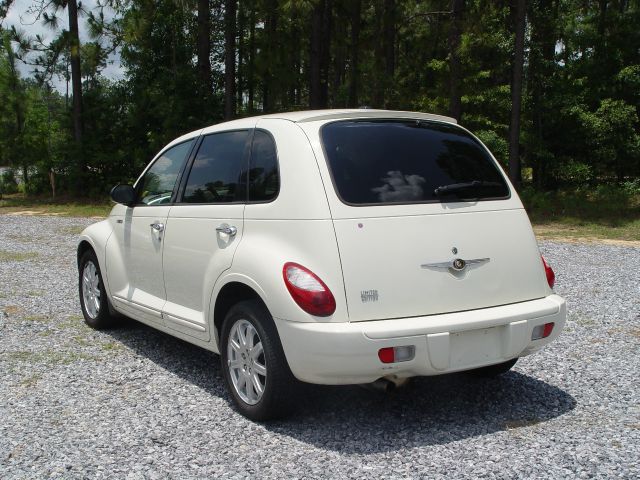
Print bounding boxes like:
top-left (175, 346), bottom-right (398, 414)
top-left (433, 180), bottom-right (502, 196)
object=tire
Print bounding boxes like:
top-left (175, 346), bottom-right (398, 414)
top-left (79, 250), bottom-right (117, 329)
top-left (220, 299), bottom-right (297, 421)
top-left (468, 358), bottom-right (518, 378)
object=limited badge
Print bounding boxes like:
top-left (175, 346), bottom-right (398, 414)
top-left (361, 290), bottom-right (379, 303)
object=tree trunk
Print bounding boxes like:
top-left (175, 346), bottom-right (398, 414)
top-left (286, 10), bottom-right (301, 107)
top-left (262, 0), bottom-right (278, 112)
top-left (248, 8), bottom-right (255, 112)
top-left (197, 0), bottom-right (212, 94)
top-left (332, 13), bottom-right (346, 107)
top-left (310, 0), bottom-right (331, 109)
top-left (448, 0), bottom-right (463, 121)
top-left (237, 0), bottom-right (245, 112)
top-left (598, 0), bottom-right (608, 37)
top-left (372, 0), bottom-right (384, 107)
top-left (310, 0), bottom-right (323, 108)
top-left (320, 0), bottom-right (332, 107)
top-left (508, 0), bottom-right (526, 187)
top-left (528, 0), bottom-right (556, 189)
top-left (348, 0), bottom-right (361, 107)
top-left (383, 0), bottom-right (395, 108)
top-left (224, 0), bottom-right (237, 119)
top-left (67, 0), bottom-right (84, 189)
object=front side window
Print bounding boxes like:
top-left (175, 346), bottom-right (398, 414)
top-left (321, 120), bottom-right (510, 205)
top-left (137, 139), bottom-right (194, 206)
top-left (248, 130), bottom-right (279, 202)
top-left (182, 131), bottom-right (249, 203)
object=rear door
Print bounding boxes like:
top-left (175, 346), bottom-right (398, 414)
top-left (161, 130), bottom-right (250, 339)
top-left (303, 119), bottom-right (548, 321)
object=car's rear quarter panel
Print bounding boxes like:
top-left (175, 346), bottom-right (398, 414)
top-left (211, 118), bottom-right (349, 351)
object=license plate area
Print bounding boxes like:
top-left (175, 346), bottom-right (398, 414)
top-left (450, 326), bottom-right (504, 369)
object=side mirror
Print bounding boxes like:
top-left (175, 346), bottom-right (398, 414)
top-left (110, 184), bottom-right (136, 207)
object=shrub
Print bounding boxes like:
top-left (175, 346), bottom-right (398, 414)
top-left (0, 169), bottom-right (18, 194)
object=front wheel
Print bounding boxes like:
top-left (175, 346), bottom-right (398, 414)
top-left (220, 300), bottom-right (297, 421)
top-left (79, 250), bottom-right (117, 329)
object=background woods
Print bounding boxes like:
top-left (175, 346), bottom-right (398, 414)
top-left (0, 0), bottom-right (638, 198)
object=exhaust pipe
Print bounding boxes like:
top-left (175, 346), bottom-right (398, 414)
top-left (361, 378), bottom-right (395, 392)
top-left (360, 376), bottom-right (411, 392)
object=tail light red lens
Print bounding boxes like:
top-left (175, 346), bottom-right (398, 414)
top-left (378, 347), bottom-right (395, 364)
top-left (283, 262), bottom-right (336, 317)
top-left (541, 255), bottom-right (555, 288)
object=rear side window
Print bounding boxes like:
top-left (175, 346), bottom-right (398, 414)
top-left (182, 131), bottom-right (249, 203)
top-left (248, 130), bottom-right (279, 202)
top-left (321, 120), bottom-right (510, 205)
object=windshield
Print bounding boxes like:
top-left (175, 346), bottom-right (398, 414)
top-left (320, 120), bottom-right (510, 205)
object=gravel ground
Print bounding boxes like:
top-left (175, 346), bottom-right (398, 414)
top-left (0, 214), bottom-right (638, 479)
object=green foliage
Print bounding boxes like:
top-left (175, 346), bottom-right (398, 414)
top-left (0, 0), bottom-right (638, 199)
top-left (474, 129), bottom-right (508, 166)
top-left (0, 169), bottom-right (18, 194)
top-left (520, 185), bottom-right (639, 224)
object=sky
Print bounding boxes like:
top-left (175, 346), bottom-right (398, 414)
top-left (2, 0), bottom-right (125, 91)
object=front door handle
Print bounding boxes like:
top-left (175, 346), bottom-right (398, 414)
top-left (150, 222), bottom-right (165, 232)
top-left (216, 224), bottom-right (237, 236)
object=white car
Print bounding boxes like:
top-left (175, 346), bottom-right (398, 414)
top-left (78, 109), bottom-right (566, 420)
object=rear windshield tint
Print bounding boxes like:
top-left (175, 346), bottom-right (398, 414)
top-left (320, 120), bottom-right (510, 205)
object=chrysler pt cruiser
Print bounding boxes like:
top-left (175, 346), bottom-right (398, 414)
top-left (77, 109), bottom-right (566, 420)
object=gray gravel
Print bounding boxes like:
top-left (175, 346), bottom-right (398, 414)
top-left (1, 214), bottom-right (639, 479)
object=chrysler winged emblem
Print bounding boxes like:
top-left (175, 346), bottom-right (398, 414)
top-left (421, 257), bottom-right (490, 272)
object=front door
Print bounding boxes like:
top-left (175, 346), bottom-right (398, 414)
top-left (162, 130), bottom-right (251, 340)
top-left (106, 139), bottom-right (194, 323)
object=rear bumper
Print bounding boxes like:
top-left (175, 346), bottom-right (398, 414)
top-left (274, 295), bottom-right (566, 384)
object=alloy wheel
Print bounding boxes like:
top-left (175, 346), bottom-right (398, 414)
top-left (82, 261), bottom-right (101, 319)
top-left (227, 319), bottom-right (267, 405)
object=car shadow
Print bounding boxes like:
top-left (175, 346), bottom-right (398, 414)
top-left (105, 320), bottom-right (576, 454)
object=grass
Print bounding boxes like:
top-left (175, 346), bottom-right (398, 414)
top-left (0, 250), bottom-right (39, 262)
top-left (58, 314), bottom-right (87, 331)
top-left (6, 233), bottom-right (34, 242)
top-left (0, 193), bottom-right (112, 217)
top-left (522, 187), bottom-right (640, 242)
top-left (102, 341), bottom-right (124, 352)
top-left (57, 225), bottom-right (86, 235)
top-left (20, 374), bottom-right (42, 388)
top-left (3, 349), bottom-right (98, 365)
top-left (2, 188), bottom-right (639, 242)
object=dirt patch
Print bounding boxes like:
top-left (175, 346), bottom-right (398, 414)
top-left (540, 236), bottom-right (640, 247)
top-left (3, 305), bottom-right (21, 316)
top-left (0, 250), bottom-right (40, 262)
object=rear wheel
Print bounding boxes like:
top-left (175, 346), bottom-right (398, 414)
top-left (220, 299), bottom-right (297, 421)
top-left (79, 250), bottom-right (117, 329)
top-left (468, 358), bottom-right (518, 377)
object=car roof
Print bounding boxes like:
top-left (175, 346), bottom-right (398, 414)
top-left (258, 109), bottom-right (457, 124)
top-left (170, 109), bottom-right (457, 149)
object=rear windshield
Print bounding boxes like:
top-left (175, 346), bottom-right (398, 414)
top-left (320, 120), bottom-right (510, 205)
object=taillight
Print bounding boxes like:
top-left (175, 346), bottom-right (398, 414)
top-left (541, 255), bottom-right (555, 288)
top-left (283, 262), bottom-right (336, 317)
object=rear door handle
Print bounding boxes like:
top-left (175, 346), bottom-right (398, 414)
top-left (216, 224), bottom-right (237, 236)
top-left (150, 222), bottom-right (165, 232)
